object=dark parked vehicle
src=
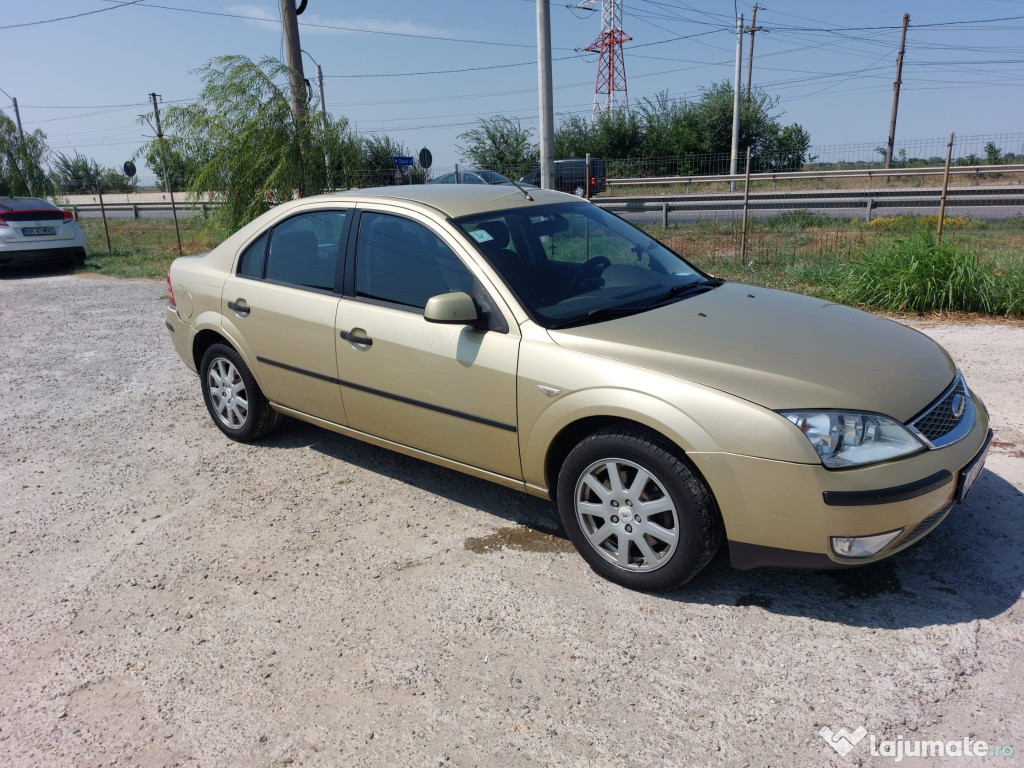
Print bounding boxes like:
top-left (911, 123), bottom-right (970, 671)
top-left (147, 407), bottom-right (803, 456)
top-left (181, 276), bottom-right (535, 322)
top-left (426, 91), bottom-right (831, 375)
top-left (429, 170), bottom-right (519, 186)
top-left (520, 158), bottom-right (606, 196)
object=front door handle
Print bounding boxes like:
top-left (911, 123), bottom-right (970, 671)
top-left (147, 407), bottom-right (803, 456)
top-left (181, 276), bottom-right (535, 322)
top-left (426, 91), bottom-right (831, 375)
top-left (227, 300), bottom-right (250, 317)
top-left (340, 330), bottom-right (373, 346)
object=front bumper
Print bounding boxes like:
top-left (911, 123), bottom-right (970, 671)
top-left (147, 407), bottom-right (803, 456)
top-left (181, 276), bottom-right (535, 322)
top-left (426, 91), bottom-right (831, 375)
top-left (692, 394), bottom-right (992, 570)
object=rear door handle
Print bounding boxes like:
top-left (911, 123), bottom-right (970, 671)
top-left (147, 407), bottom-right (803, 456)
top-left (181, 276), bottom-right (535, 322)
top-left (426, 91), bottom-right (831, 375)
top-left (340, 330), bottom-right (373, 346)
top-left (227, 300), bottom-right (250, 317)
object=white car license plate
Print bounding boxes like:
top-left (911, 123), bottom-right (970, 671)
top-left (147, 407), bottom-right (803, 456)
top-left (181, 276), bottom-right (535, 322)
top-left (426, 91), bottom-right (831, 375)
top-left (956, 430), bottom-right (992, 503)
top-left (22, 226), bottom-right (56, 236)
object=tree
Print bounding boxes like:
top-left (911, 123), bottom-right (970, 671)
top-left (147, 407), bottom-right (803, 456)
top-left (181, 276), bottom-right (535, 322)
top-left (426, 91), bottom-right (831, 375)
top-left (457, 116), bottom-right (538, 178)
top-left (984, 141), bottom-right (1002, 165)
top-left (50, 151), bottom-right (135, 194)
top-left (359, 133), bottom-right (425, 186)
top-left (150, 55), bottom-right (355, 229)
top-left (141, 137), bottom-right (208, 190)
top-left (0, 112), bottom-right (52, 196)
top-left (552, 84), bottom-right (812, 176)
top-left (758, 123), bottom-right (811, 172)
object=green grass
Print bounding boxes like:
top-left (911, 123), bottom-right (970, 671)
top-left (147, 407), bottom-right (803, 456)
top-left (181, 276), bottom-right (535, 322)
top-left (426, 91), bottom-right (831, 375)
top-left (78, 217), bottom-right (228, 279)
top-left (646, 214), bottom-right (1024, 316)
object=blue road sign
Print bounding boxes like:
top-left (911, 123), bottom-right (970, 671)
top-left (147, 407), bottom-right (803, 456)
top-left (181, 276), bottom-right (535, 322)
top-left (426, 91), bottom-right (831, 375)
top-left (393, 156), bottom-right (414, 167)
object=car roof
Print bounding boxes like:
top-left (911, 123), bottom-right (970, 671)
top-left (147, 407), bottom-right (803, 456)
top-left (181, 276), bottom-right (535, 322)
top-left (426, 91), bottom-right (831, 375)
top-left (0, 197), bottom-right (58, 211)
top-left (294, 184), bottom-right (576, 219)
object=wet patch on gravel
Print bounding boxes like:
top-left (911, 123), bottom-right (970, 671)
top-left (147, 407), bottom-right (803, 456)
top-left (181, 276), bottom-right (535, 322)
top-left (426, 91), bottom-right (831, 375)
top-left (464, 524), bottom-right (572, 554)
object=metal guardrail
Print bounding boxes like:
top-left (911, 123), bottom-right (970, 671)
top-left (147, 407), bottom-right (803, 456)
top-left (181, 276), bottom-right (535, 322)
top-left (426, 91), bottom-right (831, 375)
top-left (595, 187), bottom-right (1024, 224)
top-left (607, 164), bottom-right (1024, 187)
top-left (69, 200), bottom-right (224, 218)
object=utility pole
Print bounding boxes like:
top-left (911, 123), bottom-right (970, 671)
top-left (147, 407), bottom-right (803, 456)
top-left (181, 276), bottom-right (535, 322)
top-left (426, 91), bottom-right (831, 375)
top-left (149, 92), bottom-right (183, 256)
top-left (280, 0), bottom-right (309, 153)
top-left (745, 5), bottom-right (763, 100)
top-left (729, 13), bottom-right (743, 191)
top-left (885, 13), bottom-right (910, 170)
top-left (11, 96), bottom-right (33, 194)
top-left (303, 49), bottom-right (332, 190)
top-left (537, 0), bottom-right (556, 190)
top-left (11, 97), bottom-right (25, 143)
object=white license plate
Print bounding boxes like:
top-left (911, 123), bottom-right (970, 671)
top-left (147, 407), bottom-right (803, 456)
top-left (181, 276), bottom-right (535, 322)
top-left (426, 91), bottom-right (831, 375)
top-left (957, 432), bottom-right (991, 502)
top-left (22, 227), bottom-right (56, 236)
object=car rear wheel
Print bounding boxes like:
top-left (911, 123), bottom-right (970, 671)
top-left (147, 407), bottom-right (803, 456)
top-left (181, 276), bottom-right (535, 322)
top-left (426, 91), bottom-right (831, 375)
top-left (556, 425), bottom-right (721, 590)
top-left (200, 343), bottom-right (280, 442)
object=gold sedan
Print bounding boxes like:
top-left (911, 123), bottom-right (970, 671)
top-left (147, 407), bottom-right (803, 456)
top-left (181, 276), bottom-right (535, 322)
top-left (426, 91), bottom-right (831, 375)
top-left (166, 185), bottom-right (992, 590)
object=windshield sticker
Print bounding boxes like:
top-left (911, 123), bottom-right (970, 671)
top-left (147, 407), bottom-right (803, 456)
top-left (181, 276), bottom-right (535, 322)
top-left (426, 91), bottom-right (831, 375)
top-left (470, 229), bottom-right (494, 243)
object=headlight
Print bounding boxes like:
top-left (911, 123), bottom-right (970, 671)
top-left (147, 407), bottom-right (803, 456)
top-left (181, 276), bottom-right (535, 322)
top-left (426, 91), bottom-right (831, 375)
top-left (781, 410), bottom-right (925, 468)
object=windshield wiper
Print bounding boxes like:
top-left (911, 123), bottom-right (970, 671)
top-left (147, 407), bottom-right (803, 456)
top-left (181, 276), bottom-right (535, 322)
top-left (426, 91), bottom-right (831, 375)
top-left (547, 304), bottom-right (650, 329)
top-left (641, 277), bottom-right (723, 308)
top-left (547, 278), bottom-right (724, 329)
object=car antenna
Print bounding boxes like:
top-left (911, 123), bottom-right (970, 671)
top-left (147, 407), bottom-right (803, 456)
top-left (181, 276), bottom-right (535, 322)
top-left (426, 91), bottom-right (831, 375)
top-left (508, 178), bottom-right (534, 201)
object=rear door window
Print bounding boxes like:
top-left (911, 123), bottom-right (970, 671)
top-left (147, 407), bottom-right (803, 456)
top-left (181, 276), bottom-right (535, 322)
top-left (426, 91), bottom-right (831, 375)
top-left (263, 210), bottom-right (348, 291)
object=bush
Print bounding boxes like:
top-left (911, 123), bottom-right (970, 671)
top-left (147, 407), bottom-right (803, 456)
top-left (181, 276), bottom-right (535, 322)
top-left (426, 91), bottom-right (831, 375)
top-left (836, 231), bottom-right (1021, 314)
top-left (866, 214), bottom-right (974, 232)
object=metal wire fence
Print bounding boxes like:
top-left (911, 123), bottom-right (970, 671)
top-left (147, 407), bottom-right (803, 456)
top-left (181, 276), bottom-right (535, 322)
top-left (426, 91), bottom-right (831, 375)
top-left (46, 132), bottom-right (1024, 275)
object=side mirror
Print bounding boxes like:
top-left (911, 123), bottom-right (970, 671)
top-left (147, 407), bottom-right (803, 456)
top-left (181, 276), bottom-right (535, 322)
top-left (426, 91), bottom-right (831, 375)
top-left (423, 291), bottom-right (479, 325)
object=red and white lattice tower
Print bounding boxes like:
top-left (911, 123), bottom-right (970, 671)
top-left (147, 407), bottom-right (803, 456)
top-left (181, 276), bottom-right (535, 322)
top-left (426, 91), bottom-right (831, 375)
top-left (581, 0), bottom-right (631, 116)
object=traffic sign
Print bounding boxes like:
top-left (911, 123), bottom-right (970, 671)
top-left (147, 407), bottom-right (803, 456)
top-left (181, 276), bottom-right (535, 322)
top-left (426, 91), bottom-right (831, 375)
top-left (418, 148), bottom-right (433, 169)
top-left (393, 156), bottom-right (414, 167)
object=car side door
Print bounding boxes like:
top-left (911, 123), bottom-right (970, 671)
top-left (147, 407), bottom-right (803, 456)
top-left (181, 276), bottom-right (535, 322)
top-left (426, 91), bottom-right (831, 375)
top-left (220, 208), bottom-right (351, 425)
top-left (334, 206), bottom-right (522, 479)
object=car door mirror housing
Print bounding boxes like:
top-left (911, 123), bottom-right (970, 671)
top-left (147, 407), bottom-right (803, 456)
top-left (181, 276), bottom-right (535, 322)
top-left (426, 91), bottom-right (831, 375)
top-left (423, 292), bottom-right (480, 325)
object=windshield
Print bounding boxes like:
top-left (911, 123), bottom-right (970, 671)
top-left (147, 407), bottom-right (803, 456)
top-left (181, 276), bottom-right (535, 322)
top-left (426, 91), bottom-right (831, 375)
top-left (455, 202), bottom-right (709, 327)
top-left (476, 170), bottom-right (512, 184)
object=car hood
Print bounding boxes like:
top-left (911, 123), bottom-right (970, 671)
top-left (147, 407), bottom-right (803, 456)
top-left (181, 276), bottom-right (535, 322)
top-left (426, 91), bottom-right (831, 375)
top-left (547, 282), bottom-right (955, 421)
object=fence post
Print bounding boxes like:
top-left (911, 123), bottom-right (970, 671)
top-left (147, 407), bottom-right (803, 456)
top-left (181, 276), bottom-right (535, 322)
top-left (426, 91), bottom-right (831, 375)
top-left (864, 198), bottom-right (873, 222)
top-left (739, 148), bottom-right (752, 264)
top-left (96, 183), bottom-right (112, 253)
top-left (936, 132), bottom-right (955, 244)
top-left (585, 153), bottom-right (592, 200)
top-left (132, 204), bottom-right (140, 220)
top-left (661, 202), bottom-right (668, 228)
top-left (168, 187), bottom-right (183, 256)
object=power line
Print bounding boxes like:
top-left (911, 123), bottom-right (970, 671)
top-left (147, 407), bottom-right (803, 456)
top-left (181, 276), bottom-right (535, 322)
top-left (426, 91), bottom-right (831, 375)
top-left (0, 1), bottom-right (144, 31)
top-left (93, 0), bottom-right (578, 50)
top-left (323, 55), bottom-right (581, 78)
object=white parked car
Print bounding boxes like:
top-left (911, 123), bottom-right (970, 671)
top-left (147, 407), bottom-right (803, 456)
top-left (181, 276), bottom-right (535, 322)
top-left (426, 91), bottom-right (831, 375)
top-left (0, 197), bottom-right (86, 268)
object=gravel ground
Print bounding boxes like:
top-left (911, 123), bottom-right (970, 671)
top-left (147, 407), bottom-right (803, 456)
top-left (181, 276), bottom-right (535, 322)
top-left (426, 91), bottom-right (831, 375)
top-left (1, 273), bottom-right (1021, 768)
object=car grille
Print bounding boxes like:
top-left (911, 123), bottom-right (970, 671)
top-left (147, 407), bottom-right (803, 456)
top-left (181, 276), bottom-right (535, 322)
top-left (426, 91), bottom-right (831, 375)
top-left (892, 504), bottom-right (952, 551)
top-left (908, 373), bottom-right (971, 447)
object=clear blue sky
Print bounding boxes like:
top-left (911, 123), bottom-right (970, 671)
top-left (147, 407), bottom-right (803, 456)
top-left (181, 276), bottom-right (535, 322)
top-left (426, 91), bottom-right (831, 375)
top-left (2, 0), bottom-right (1023, 180)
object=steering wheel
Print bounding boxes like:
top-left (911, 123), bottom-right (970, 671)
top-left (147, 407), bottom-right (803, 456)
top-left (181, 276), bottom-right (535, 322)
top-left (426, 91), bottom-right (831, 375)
top-left (567, 256), bottom-right (611, 293)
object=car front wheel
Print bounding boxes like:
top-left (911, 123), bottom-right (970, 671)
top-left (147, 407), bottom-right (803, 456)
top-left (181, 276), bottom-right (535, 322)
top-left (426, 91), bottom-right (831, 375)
top-left (556, 425), bottom-right (721, 590)
top-left (199, 343), bottom-right (280, 442)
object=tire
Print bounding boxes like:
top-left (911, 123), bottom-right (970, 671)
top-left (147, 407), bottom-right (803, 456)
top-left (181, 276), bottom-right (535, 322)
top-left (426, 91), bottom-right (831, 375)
top-left (199, 343), bottom-right (280, 442)
top-left (556, 425), bottom-right (721, 591)
top-left (573, 185), bottom-right (586, 197)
